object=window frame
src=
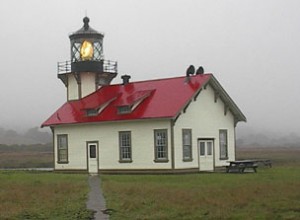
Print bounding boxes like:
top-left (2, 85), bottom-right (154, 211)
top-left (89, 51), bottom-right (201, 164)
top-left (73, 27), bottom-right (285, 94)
top-left (219, 129), bottom-right (228, 160)
top-left (119, 131), bottom-right (132, 163)
top-left (182, 129), bottom-right (193, 161)
top-left (57, 134), bottom-right (69, 164)
top-left (154, 129), bottom-right (169, 162)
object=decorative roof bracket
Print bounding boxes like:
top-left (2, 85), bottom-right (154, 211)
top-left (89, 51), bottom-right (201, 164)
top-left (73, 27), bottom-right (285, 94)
top-left (214, 91), bottom-right (220, 103)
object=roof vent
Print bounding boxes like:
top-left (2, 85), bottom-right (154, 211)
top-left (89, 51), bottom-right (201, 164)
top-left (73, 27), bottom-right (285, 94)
top-left (121, 75), bottom-right (131, 85)
top-left (196, 66), bottom-right (204, 75)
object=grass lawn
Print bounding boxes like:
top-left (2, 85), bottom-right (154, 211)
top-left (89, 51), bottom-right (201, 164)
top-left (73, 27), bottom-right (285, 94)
top-left (0, 171), bottom-right (93, 220)
top-left (0, 147), bottom-right (299, 219)
top-left (102, 169), bottom-right (300, 220)
top-left (102, 148), bottom-right (300, 220)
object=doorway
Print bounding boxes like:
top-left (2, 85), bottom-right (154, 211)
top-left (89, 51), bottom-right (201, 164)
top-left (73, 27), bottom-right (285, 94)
top-left (87, 142), bottom-right (99, 174)
top-left (198, 139), bottom-right (214, 171)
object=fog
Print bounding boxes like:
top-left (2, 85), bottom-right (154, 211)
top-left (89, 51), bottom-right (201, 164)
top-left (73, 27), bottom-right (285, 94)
top-left (0, 0), bottom-right (299, 139)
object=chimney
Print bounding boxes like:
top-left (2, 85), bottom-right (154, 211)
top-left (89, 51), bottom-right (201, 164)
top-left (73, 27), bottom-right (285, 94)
top-left (121, 75), bottom-right (131, 85)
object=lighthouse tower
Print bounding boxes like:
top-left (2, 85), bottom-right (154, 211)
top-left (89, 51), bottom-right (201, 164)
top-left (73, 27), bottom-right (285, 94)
top-left (58, 17), bottom-right (117, 101)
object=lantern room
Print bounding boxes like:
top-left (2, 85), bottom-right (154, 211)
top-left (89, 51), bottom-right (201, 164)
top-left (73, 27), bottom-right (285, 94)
top-left (69, 17), bottom-right (104, 72)
top-left (57, 17), bottom-right (118, 101)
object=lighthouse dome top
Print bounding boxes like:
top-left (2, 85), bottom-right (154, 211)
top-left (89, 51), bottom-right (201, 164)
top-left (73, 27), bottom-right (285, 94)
top-left (69, 17), bottom-right (104, 40)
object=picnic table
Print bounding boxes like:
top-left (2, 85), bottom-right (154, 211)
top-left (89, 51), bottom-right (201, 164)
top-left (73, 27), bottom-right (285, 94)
top-left (225, 159), bottom-right (272, 173)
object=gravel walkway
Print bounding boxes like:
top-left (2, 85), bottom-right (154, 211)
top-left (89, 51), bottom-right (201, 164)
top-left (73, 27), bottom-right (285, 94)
top-left (86, 175), bottom-right (110, 220)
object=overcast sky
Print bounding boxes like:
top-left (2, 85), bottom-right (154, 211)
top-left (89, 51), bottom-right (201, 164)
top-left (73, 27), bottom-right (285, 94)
top-left (0, 0), bottom-right (299, 136)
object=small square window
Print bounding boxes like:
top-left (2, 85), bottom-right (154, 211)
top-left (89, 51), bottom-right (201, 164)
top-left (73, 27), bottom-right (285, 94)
top-left (117, 106), bottom-right (132, 114)
top-left (86, 109), bottom-right (98, 116)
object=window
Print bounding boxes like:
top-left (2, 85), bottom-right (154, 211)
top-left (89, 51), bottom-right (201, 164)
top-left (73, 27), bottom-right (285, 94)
top-left (57, 134), bottom-right (68, 163)
top-left (219, 129), bottom-right (228, 159)
top-left (119, 131), bottom-right (132, 162)
top-left (207, 142), bottom-right (212, 155)
top-left (117, 105), bottom-right (132, 114)
top-left (93, 41), bottom-right (103, 60)
top-left (71, 42), bottom-right (81, 62)
top-left (86, 97), bottom-right (117, 116)
top-left (154, 129), bottom-right (168, 162)
top-left (86, 109), bottom-right (98, 116)
top-left (89, 145), bottom-right (96, 158)
top-left (199, 142), bottom-right (205, 156)
top-left (182, 129), bottom-right (192, 161)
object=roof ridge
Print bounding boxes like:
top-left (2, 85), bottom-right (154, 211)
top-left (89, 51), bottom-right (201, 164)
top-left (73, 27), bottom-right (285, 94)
top-left (111, 73), bottom-right (213, 86)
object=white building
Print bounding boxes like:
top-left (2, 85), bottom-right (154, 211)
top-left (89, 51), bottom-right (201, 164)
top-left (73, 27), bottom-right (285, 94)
top-left (42, 17), bottom-right (246, 174)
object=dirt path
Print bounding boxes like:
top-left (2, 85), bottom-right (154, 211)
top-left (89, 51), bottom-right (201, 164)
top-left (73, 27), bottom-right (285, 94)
top-left (86, 175), bottom-right (110, 220)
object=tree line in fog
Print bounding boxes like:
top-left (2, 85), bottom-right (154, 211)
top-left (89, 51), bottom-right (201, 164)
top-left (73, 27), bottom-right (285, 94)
top-left (0, 127), bottom-right (51, 145)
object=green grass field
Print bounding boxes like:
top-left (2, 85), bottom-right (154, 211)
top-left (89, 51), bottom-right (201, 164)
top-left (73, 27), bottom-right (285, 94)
top-left (101, 169), bottom-right (300, 220)
top-left (0, 172), bottom-right (93, 220)
top-left (101, 147), bottom-right (300, 220)
top-left (0, 147), bottom-right (299, 219)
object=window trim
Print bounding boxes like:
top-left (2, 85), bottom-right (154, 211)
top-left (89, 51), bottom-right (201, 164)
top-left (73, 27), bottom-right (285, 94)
top-left (119, 131), bottom-right (132, 163)
top-left (219, 129), bottom-right (228, 160)
top-left (57, 134), bottom-right (69, 164)
top-left (182, 129), bottom-right (193, 162)
top-left (154, 129), bottom-right (169, 163)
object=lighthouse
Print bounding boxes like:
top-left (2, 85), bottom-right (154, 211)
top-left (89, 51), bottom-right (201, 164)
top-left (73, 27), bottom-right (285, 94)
top-left (57, 17), bottom-right (117, 101)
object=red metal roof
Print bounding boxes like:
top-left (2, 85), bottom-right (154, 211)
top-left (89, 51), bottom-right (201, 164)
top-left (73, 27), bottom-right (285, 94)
top-left (42, 74), bottom-right (213, 127)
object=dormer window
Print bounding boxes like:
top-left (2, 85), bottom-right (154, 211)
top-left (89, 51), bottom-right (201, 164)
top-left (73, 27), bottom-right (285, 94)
top-left (85, 97), bottom-right (117, 117)
top-left (117, 105), bottom-right (132, 114)
top-left (86, 109), bottom-right (98, 116)
top-left (116, 89), bottom-right (154, 115)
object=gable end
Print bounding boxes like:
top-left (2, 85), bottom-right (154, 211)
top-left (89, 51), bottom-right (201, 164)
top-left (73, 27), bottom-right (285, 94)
top-left (208, 76), bottom-right (246, 123)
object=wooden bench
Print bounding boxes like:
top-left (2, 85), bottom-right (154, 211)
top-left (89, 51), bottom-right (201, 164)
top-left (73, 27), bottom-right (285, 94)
top-left (256, 159), bottom-right (272, 168)
top-left (226, 160), bottom-right (258, 173)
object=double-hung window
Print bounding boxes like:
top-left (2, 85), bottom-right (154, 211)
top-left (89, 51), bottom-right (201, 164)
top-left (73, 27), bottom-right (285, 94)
top-left (219, 129), bottom-right (228, 159)
top-left (119, 131), bottom-right (132, 162)
top-left (182, 129), bottom-right (192, 161)
top-left (57, 134), bottom-right (68, 163)
top-left (154, 129), bottom-right (168, 162)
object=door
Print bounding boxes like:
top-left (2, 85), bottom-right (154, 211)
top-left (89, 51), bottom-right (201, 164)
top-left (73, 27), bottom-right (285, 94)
top-left (198, 140), bottom-right (214, 171)
top-left (87, 142), bottom-right (99, 174)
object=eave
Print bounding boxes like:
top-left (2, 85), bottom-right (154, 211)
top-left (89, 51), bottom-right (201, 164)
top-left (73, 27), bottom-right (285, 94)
top-left (208, 75), bottom-right (247, 123)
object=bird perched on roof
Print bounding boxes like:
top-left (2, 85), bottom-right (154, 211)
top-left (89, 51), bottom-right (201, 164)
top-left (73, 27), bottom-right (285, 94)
top-left (196, 66), bottom-right (204, 75)
top-left (186, 65), bottom-right (195, 76)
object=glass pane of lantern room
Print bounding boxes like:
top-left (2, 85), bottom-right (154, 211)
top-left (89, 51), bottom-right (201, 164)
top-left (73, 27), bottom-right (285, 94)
top-left (93, 42), bottom-right (102, 60)
top-left (72, 43), bottom-right (81, 62)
